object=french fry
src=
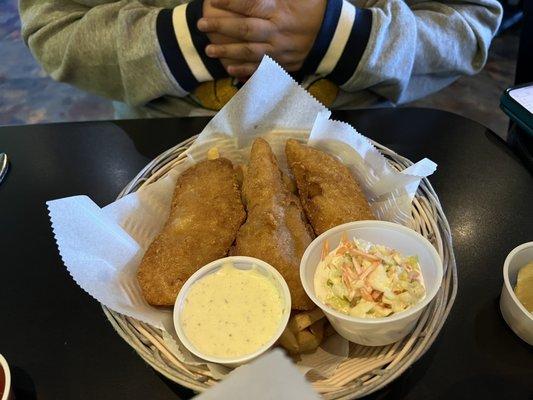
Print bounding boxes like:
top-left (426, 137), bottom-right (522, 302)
top-left (207, 147), bottom-right (220, 160)
top-left (289, 307), bottom-right (325, 333)
top-left (309, 318), bottom-right (325, 343)
top-left (278, 326), bottom-right (299, 354)
top-left (297, 329), bottom-right (320, 353)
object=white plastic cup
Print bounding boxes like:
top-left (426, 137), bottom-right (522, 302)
top-left (173, 256), bottom-right (291, 367)
top-left (300, 221), bottom-right (443, 346)
top-left (500, 242), bottom-right (533, 345)
top-left (0, 354), bottom-right (13, 400)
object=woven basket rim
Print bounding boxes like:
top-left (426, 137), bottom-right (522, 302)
top-left (103, 133), bottom-right (457, 399)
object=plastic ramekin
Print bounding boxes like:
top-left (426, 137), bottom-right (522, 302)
top-left (300, 221), bottom-right (444, 346)
top-left (500, 241), bottom-right (533, 345)
top-left (173, 256), bottom-right (291, 367)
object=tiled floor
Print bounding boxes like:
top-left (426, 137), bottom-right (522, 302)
top-left (0, 0), bottom-right (114, 125)
top-left (0, 0), bottom-right (520, 140)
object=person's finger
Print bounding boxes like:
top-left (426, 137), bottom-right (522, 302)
top-left (226, 63), bottom-right (259, 78)
top-left (197, 17), bottom-right (273, 41)
top-left (206, 43), bottom-right (272, 62)
top-left (280, 62), bottom-right (302, 72)
top-left (219, 58), bottom-right (250, 67)
top-left (210, 0), bottom-right (274, 18)
top-left (224, 58), bottom-right (300, 71)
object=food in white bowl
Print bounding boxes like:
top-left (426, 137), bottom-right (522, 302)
top-left (174, 256), bottom-right (291, 366)
top-left (514, 261), bottom-right (533, 313)
top-left (500, 242), bottom-right (533, 345)
top-left (314, 235), bottom-right (426, 319)
top-left (181, 263), bottom-right (285, 358)
top-left (300, 221), bottom-right (443, 346)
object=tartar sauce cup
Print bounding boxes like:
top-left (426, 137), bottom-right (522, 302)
top-left (173, 256), bottom-right (291, 367)
top-left (300, 221), bottom-right (443, 346)
top-left (500, 242), bottom-right (533, 345)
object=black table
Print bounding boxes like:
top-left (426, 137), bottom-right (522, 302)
top-left (1, 108), bottom-right (532, 400)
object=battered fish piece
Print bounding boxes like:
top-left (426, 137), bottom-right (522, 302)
top-left (286, 139), bottom-right (375, 235)
top-left (232, 138), bottom-right (315, 310)
top-left (138, 158), bottom-right (246, 306)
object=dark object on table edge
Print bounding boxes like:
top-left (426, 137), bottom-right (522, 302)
top-left (505, 0), bottom-right (533, 172)
top-left (500, 84), bottom-right (533, 173)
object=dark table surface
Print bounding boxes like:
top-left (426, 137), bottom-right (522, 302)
top-left (0, 108), bottom-right (532, 400)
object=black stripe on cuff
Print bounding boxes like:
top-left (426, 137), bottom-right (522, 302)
top-left (156, 9), bottom-right (198, 92)
top-left (186, 0), bottom-right (227, 79)
top-left (300, 0), bottom-right (343, 76)
top-left (328, 7), bottom-right (372, 85)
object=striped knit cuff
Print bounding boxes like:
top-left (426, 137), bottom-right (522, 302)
top-left (156, 0), bottom-right (226, 93)
top-left (301, 0), bottom-right (372, 86)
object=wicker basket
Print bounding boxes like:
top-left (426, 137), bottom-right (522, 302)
top-left (102, 134), bottom-right (457, 399)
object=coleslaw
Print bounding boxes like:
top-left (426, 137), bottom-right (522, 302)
top-left (314, 234), bottom-right (426, 318)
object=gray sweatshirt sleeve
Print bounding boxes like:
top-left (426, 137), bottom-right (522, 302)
top-left (19, 0), bottom-right (227, 106)
top-left (302, 0), bottom-right (503, 104)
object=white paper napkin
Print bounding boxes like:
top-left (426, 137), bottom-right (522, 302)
top-left (193, 350), bottom-right (321, 400)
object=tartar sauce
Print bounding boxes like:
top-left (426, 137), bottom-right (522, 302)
top-left (180, 263), bottom-right (285, 359)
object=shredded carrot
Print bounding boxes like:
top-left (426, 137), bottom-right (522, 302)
top-left (402, 263), bottom-right (412, 271)
top-left (336, 246), bottom-right (347, 256)
top-left (321, 239), bottom-right (330, 261)
top-left (342, 263), bottom-right (357, 282)
top-left (360, 287), bottom-right (374, 302)
top-left (359, 264), bottom-right (376, 280)
top-left (340, 231), bottom-right (349, 244)
top-left (352, 258), bottom-right (363, 275)
top-left (371, 290), bottom-right (382, 301)
top-left (342, 274), bottom-right (351, 290)
top-left (349, 248), bottom-right (380, 261)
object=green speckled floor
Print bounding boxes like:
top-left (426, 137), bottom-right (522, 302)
top-left (0, 0), bottom-right (520, 139)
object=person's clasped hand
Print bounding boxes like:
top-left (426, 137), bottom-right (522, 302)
top-left (198, 0), bottom-right (327, 78)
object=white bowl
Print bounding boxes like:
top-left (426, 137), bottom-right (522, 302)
top-left (0, 354), bottom-right (13, 400)
top-left (173, 256), bottom-right (291, 366)
top-left (499, 242), bottom-right (533, 345)
top-left (300, 221), bottom-right (443, 346)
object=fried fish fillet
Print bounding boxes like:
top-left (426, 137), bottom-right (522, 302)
top-left (137, 158), bottom-right (246, 306)
top-left (286, 139), bottom-right (375, 235)
top-left (232, 138), bottom-right (315, 310)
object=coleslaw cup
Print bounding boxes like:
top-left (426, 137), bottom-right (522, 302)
top-left (300, 221), bottom-right (443, 346)
top-left (173, 256), bottom-right (291, 367)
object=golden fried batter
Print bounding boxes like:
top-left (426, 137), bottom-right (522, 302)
top-left (232, 138), bottom-right (315, 310)
top-left (286, 139), bottom-right (375, 235)
top-left (137, 158), bottom-right (246, 306)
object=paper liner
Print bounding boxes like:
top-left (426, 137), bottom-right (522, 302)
top-left (47, 56), bottom-right (436, 379)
